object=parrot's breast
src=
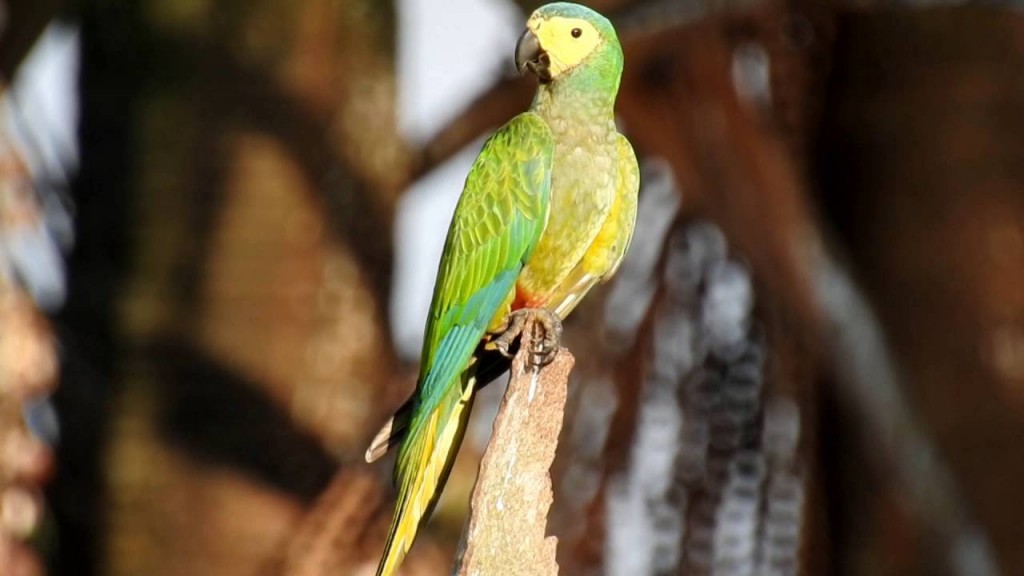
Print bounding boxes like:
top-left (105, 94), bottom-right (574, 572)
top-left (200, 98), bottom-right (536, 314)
top-left (515, 111), bottom-right (620, 306)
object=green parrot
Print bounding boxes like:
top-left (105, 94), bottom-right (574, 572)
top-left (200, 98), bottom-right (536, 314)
top-left (368, 3), bottom-right (638, 574)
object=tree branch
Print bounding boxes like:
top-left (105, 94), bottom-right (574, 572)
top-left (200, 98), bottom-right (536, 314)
top-left (453, 336), bottom-right (575, 576)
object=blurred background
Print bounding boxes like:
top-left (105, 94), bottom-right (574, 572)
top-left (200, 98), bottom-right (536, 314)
top-left (1, 0), bottom-right (1023, 575)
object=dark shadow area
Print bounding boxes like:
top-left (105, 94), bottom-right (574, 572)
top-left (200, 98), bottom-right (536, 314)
top-left (47, 3), bottom-right (143, 574)
top-left (151, 337), bottom-right (336, 504)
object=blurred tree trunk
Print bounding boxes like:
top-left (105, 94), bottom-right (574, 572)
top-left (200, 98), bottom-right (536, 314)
top-left (60, 0), bottom-right (441, 575)
top-left (816, 8), bottom-right (1024, 574)
top-left (50, 3), bottom-right (140, 575)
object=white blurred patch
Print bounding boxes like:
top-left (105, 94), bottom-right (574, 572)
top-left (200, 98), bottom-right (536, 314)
top-left (703, 260), bottom-right (754, 361)
top-left (1, 21), bottom-right (79, 311)
top-left (606, 389), bottom-right (686, 576)
top-left (391, 0), bottom-right (521, 359)
top-left (607, 219), bottom-right (811, 575)
top-left (607, 223), bottom-right (714, 576)
top-left (1, 211), bottom-right (67, 309)
top-left (714, 451), bottom-right (765, 576)
top-left (4, 21), bottom-right (80, 180)
top-left (731, 42), bottom-right (771, 111)
top-left (397, 0), bottom-right (519, 144)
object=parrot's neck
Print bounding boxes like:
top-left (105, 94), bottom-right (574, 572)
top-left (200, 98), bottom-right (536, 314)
top-left (531, 66), bottom-right (620, 137)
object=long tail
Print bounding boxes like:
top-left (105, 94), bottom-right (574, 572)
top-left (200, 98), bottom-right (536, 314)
top-left (375, 372), bottom-right (477, 576)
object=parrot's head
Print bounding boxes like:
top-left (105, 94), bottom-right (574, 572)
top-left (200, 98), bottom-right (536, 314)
top-left (515, 2), bottom-right (623, 85)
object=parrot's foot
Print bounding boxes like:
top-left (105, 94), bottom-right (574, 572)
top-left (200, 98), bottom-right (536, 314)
top-left (491, 308), bottom-right (563, 367)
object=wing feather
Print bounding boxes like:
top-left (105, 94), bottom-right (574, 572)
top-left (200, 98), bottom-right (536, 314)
top-left (375, 112), bottom-right (553, 576)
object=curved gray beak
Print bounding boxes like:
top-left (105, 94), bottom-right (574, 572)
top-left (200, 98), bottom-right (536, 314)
top-left (515, 29), bottom-right (550, 81)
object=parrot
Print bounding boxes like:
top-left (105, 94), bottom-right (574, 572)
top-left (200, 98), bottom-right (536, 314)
top-left (367, 3), bottom-right (639, 574)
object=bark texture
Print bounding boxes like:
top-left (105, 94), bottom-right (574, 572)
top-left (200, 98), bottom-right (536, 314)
top-left (454, 340), bottom-right (575, 576)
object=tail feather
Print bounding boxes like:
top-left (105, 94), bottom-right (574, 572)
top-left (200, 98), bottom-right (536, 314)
top-left (368, 348), bottom-right (509, 464)
top-left (375, 374), bottom-right (477, 576)
top-left (366, 397), bottom-right (415, 464)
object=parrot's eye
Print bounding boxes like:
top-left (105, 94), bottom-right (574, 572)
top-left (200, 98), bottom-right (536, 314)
top-left (571, 27), bottom-right (582, 38)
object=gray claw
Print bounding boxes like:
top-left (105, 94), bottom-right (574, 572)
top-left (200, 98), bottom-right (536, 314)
top-left (491, 308), bottom-right (563, 367)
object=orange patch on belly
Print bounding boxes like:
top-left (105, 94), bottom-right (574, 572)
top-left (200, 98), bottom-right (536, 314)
top-left (512, 285), bottom-right (543, 310)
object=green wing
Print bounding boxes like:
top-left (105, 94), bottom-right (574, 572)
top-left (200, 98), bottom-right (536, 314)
top-left (376, 112), bottom-right (553, 576)
top-left (416, 111), bottom-right (552, 411)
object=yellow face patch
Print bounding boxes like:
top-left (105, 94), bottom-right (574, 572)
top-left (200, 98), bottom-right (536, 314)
top-left (527, 15), bottom-right (601, 79)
